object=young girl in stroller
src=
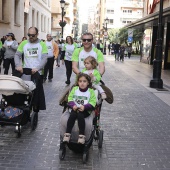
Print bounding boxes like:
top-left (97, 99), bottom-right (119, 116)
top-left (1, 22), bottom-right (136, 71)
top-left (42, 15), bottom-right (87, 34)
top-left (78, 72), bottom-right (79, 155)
top-left (82, 56), bottom-right (107, 100)
top-left (63, 73), bottom-right (96, 144)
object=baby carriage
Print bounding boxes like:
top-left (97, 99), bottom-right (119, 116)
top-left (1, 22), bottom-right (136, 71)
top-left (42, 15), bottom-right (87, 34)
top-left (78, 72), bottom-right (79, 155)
top-left (59, 83), bottom-right (105, 164)
top-left (0, 69), bottom-right (39, 137)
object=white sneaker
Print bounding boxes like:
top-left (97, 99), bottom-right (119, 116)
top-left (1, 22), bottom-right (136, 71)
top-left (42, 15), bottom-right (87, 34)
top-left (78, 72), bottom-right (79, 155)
top-left (63, 133), bottom-right (71, 143)
top-left (78, 135), bottom-right (86, 144)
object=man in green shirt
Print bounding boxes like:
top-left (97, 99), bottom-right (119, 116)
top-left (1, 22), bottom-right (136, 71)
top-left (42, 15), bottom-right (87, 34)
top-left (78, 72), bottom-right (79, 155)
top-left (72, 32), bottom-right (105, 76)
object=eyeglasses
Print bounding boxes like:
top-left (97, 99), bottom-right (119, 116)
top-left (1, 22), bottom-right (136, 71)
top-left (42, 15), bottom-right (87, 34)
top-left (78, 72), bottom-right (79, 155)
top-left (82, 39), bottom-right (92, 42)
top-left (27, 34), bottom-right (36, 37)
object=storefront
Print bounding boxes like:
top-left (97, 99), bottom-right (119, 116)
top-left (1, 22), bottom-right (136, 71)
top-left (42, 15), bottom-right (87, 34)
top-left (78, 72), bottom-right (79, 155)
top-left (126, 7), bottom-right (170, 70)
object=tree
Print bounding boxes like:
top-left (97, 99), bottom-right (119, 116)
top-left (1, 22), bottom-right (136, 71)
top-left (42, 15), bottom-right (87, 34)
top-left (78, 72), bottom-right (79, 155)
top-left (108, 28), bottom-right (119, 43)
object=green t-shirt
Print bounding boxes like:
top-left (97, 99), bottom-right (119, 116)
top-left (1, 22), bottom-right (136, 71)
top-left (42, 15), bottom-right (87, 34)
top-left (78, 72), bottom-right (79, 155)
top-left (72, 47), bottom-right (104, 71)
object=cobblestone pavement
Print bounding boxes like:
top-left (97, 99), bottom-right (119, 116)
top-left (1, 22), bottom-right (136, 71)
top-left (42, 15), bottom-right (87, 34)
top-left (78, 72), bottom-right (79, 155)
top-left (0, 56), bottom-right (170, 170)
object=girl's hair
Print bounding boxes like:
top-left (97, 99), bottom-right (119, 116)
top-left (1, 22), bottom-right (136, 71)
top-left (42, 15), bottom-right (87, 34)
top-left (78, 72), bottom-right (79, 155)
top-left (66, 36), bottom-right (73, 44)
top-left (84, 56), bottom-right (98, 69)
top-left (76, 73), bottom-right (92, 88)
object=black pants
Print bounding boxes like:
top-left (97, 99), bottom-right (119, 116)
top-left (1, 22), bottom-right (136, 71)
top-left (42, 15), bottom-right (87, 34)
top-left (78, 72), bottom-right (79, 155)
top-left (64, 60), bottom-right (72, 83)
top-left (128, 52), bottom-right (131, 58)
top-left (4, 58), bottom-right (15, 75)
top-left (66, 110), bottom-right (90, 135)
top-left (44, 57), bottom-right (54, 80)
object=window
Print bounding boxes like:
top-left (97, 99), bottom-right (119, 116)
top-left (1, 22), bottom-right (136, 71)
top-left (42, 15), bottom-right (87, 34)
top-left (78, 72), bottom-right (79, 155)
top-left (48, 18), bottom-right (50, 33)
top-left (14, 0), bottom-right (20, 24)
top-left (41, 14), bottom-right (44, 31)
top-left (37, 11), bottom-right (39, 29)
top-left (32, 9), bottom-right (35, 26)
top-left (107, 9), bottom-right (114, 14)
top-left (44, 16), bottom-right (47, 32)
top-left (0, 0), bottom-right (9, 21)
top-left (109, 19), bottom-right (113, 25)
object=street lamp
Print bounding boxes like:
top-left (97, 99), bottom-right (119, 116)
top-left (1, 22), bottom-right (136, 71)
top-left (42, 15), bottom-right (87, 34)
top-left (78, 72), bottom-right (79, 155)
top-left (60, 0), bottom-right (66, 39)
top-left (103, 17), bottom-right (109, 55)
top-left (150, 0), bottom-right (163, 88)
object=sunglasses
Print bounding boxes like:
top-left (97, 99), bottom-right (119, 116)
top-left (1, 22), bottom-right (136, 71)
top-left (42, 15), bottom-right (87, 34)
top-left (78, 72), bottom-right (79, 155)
top-left (82, 39), bottom-right (92, 42)
top-left (27, 34), bottom-right (36, 37)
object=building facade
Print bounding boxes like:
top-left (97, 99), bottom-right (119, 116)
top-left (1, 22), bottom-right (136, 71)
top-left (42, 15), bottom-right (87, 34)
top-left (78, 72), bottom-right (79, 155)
top-left (0, 0), bottom-right (51, 42)
top-left (51, 0), bottom-right (78, 40)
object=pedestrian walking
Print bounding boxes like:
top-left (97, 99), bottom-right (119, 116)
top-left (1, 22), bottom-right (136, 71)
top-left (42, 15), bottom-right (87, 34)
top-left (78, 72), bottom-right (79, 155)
top-left (43, 34), bottom-right (59, 82)
top-left (56, 39), bottom-right (62, 67)
top-left (108, 43), bottom-right (111, 55)
top-left (127, 44), bottom-right (132, 59)
top-left (14, 26), bottom-right (48, 112)
top-left (0, 36), bottom-right (6, 69)
top-left (2, 33), bottom-right (18, 75)
top-left (63, 36), bottom-right (77, 85)
top-left (72, 32), bottom-right (105, 76)
top-left (114, 43), bottom-right (120, 61)
top-left (119, 45), bottom-right (125, 61)
top-left (63, 73), bottom-right (96, 144)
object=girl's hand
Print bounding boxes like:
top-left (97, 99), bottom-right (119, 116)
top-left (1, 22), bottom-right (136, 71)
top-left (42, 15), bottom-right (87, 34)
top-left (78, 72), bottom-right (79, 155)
top-left (73, 105), bottom-right (78, 111)
top-left (90, 73), bottom-right (95, 81)
top-left (78, 105), bottom-right (84, 112)
top-left (62, 60), bottom-right (64, 65)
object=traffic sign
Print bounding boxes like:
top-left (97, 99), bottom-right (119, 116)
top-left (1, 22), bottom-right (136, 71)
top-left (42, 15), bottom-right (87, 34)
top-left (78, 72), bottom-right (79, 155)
top-left (128, 37), bottom-right (133, 43)
top-left (128, 29), bottom-right (133, 37)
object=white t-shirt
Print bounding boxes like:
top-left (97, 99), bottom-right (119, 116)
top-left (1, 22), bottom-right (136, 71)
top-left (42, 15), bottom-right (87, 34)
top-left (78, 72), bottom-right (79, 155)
top-left (78, 49), bottom-right (98, 71)
top-left (65, 44), bottom-right (75, 61)
top-left (46, 41), bottom-right (53, 58)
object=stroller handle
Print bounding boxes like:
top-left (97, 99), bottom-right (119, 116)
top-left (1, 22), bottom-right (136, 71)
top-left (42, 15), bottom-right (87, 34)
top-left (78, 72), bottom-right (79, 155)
top-left (100, 80), bottom-right (105, 85)
top-left (22, 68), bottom-right (40, 76)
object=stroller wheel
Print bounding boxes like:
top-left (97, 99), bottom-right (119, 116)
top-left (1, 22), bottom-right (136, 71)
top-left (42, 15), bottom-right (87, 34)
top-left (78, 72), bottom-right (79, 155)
top-left (31, 112), bottom-right (38, 130)
top-left (59, 147), bottom-right (66, 160)
top-left (82, 152), bottom-right (88, 164)
top-left (15, 125), bottom-right (22, 138)
top-left (98, 130), bottom-right (104, 149)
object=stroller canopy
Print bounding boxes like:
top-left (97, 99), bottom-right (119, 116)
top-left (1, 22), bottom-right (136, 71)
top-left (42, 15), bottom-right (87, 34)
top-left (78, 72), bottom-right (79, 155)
top-left (0, 75), bottom-right (36, 96)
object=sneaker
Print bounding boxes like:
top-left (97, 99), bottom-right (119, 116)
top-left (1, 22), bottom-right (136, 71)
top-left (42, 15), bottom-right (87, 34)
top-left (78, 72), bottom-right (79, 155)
top-left (101, 93), bottom-right (107, 99)
top-left (65, 81), bottom-right (70, 85)
top-left (78, 135), bottom-right (86, 144)
top-left (48, 79), bottom-right (52, 82)
top-left (63, 133), bottom-right (71, 143)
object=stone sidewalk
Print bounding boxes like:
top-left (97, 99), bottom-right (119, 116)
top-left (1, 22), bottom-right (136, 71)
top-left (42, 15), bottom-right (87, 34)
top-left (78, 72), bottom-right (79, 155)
top-left (0, 56), bottom-right (170, 170)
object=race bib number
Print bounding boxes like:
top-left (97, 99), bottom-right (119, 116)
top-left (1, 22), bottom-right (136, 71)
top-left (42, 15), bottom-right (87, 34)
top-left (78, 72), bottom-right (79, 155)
top-left (26, 48), bottom-right (38, 58)
top-left (76, 99), bottom-right (84, 105)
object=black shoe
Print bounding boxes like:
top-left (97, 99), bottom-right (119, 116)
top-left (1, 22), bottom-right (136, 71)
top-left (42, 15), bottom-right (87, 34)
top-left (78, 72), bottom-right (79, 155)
top-left (48, 79), bottom-right (52, 82)
top-left (65, 81), bottom-right (70, 85)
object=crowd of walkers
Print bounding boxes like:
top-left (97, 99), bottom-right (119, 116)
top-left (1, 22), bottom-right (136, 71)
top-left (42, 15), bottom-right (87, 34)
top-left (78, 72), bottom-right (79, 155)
top-left (107, 42), bottom-right (132, 61)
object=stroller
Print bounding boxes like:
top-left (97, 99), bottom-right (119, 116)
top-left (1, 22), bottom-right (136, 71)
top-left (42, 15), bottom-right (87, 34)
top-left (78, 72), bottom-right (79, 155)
top-left (59, 83), bottom-right (104, 164)
top-left (0, 69), bottom-right (39, 137)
